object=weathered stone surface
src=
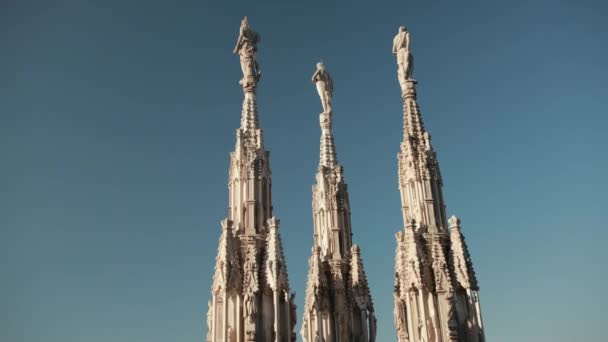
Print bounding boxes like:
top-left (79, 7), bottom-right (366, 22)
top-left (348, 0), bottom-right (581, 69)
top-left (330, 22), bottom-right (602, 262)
top-left (392, 26), bottom-right (485, 342)
top-left (301, 63), bottom-right (376, 342)
top-left (207, 18), bottom-right (295, 342)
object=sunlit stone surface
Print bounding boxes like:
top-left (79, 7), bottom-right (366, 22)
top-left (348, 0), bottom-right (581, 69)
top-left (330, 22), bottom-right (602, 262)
top-left (206, 18), bottom-right (296, 342)
top-left (391, 26), bottom-right (485, 342)
top-left (300, 63), bottom-right (377, 342)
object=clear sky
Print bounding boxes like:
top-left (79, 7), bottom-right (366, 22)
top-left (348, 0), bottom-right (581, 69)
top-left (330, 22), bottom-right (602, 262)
top-left (2, 1), bottom-right (607, 341)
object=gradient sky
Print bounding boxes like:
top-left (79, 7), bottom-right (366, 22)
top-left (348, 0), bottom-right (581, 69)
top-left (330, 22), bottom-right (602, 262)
top-left (2, 1), bottom-right (607, 341)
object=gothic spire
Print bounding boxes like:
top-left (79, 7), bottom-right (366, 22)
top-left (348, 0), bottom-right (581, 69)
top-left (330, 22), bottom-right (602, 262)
top-left (449, 215), bottom-right (479, 291)
top-left (392, 25), bottom-right (485, 342)
top-left (302, 62), bottom-right (376, 342)
top-left (207, 18), bottom-right (295, 342)
top-left (265, 217), bottom-right (290, 291)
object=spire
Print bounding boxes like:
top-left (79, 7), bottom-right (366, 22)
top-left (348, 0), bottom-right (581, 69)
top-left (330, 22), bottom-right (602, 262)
top-left (392, 26), bottom-right (485, 342)
top-left (449, 215), bottom-right (479, 290)
top-left (211, 219), bottom-right (241, 293)
top-left (303, 62), bottom-right (376, 342)
top-left (207, 18), bottom-right (295, 342)
top-left (395, 218), bottom-right (429, 293)
top-left (265, 217), bottom-right (290, 291)
top-left (304, 246), bottom-right (327, 304)
top-left (350, 245), bottom-right (374, 311)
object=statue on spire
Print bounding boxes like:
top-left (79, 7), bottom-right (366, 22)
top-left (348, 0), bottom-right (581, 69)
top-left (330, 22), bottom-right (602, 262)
top-left (392, 26), bottom-right (414, 93)
top-left (234, 17), bottom-right (261, 92)
top-left (312, 62), bottom-right (333, 114)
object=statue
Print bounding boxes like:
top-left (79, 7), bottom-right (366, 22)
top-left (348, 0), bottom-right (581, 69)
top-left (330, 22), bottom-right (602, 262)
top-left (392, 26), bottom-right (414, 91)
top-left (244, 293), bottom-right (257, 323)
top-left (234, 17), bottom-right (261, 90)
top-left (228, 325), bottom-right (235, 342)
top-left (312, 62), bottom-right (334, 113)
top-left (394, 294), bottom-right (409, 339)
top-left (206, 300), bottom-right (213, 340)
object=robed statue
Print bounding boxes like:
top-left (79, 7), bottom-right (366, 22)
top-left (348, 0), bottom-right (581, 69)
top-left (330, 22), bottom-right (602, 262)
top-left (234, 17), bottom-right (261, 90)
top-left (392, 26), bottom-right (414, 91)
top-left (311, 62), bottom-right (333, 114)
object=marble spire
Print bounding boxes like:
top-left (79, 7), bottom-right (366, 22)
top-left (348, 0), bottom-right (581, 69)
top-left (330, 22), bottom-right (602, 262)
top-left (392, 26), bottom-right (485, 342)
top-left (207, 18), bottom-right (296, 342)
top-left (301, 62), bottom-right (376, 342)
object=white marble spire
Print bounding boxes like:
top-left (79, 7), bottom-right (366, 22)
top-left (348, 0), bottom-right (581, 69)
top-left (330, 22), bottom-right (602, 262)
top-left (301, 63), bottom-right (376, 342)
top-left (207, 18), bottom-right (295, 342)
top-left (392, 26), bottom-right (485, 342)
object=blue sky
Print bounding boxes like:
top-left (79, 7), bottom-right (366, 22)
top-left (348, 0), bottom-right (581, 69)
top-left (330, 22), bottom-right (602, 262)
top-left (2, 1), bottom-right (607, 341)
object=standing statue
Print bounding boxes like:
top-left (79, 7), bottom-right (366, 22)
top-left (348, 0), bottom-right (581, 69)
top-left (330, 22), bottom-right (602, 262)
top-left (312, 62), bottom-right (334, 113)
top-left (206, 300), bottom-right (213, 341)
top-left (234, 17), bottom-right (261, 90)
top-left (394, 294), bottom-right (409, 340)
top-left (392, 26), bottom-right (414, 91)
top-left (244, 293), bottom-right (257, 323)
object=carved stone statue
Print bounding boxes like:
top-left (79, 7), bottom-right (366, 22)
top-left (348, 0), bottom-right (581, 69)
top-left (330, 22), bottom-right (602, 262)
top-left (206, 300), bottom-right (212, 334)
top-left (228, 325), bottom-right (235, 342)
top-left (244, 293), bottom-right (257, 323)
top-left (392, 26), bottom-right (414, 91)
top-left (234, 17), bottom-right (261, 90)
top-left (394, 295), bottom-right (408, 339)
top-left (312, 62), bottom-right (334, 113)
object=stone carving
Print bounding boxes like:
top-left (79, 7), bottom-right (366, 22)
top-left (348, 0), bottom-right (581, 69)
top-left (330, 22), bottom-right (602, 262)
top-left (392, 28), bottom-right (485, 342)
top-left (394, 294), bottom-right (408, 340)
top-left (392, 26), bottom-right (414, 93)
top-left (312, 62), bottom-right (334, 114)
top-left (206, 300), bottom-right (212, 341)
top-left (207, 19), bottom-right (295, 342)
top-left (234, 17), bottom-right (261, 91)
top-left (227, 325), bottom-right (235, 342)
top-left (303, 65), bottom-right (375, 342)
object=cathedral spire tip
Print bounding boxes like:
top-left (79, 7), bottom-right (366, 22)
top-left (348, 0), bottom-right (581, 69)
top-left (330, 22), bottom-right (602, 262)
top-left (312, 62), bottom-right (338, 169)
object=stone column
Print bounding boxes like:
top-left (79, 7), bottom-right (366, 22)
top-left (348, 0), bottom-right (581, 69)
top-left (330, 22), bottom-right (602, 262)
top-left (284, 293), bottom-right (291, 342)
top-left (317, 308), bottom-right (324, 342)
top-left (212, 294), bottom-right (217, 342)
top-left (237, 295), bottom-right (242, 342)
top-left (418, 292), bottom-right (430, 341)
top-left (405, 293), bottom-right (415, 342)
top-left (360, 310), bottom-right (369, 342)
top-left (273, 290), bottom-right (280, 342)
top-left (223, 291), bottom-right (229, 342)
